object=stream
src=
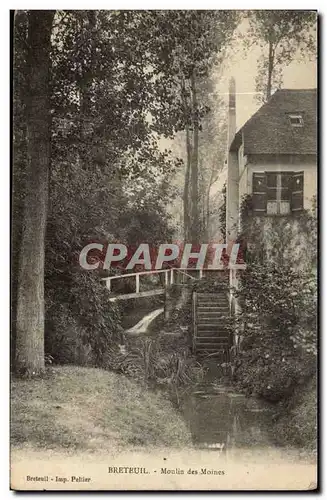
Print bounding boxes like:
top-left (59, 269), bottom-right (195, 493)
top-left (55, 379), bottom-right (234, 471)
top-left (181, 375), bottom-right (275, 454)
top-left (124, 308), bottom-right (282, 456)
top-left (125, 308), bottom-right (164, 334)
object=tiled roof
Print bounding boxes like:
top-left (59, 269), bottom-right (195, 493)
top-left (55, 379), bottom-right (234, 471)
top-left (230, 89), bottom-right (317, 155)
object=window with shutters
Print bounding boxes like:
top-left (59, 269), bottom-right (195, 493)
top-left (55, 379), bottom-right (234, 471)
top-left (252, 172), bottom-right (304, 215)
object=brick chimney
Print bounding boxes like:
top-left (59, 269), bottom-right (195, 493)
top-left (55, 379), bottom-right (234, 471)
top-left (226, 77), bottom-right (239, 246)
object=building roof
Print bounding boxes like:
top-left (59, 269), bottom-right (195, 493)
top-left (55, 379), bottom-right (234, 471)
top-left (230, 89), bottom-right (317, 155)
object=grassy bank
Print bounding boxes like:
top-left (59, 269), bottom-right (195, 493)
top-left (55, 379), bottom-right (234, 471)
top-left (11, 366), bottom-right (192, 453)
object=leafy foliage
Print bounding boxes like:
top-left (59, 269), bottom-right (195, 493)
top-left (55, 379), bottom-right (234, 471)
top-left (232, 190), bottom-right (317, 428)
top-left (239, 195), bottom-right (317, 270)
top-left (13, 10), bottom-right (240, 367)
top-left (273, 375), bottom-right (317, 451)
top-left (135, 11), bottom-right (239, 242)
top-left (217, 182), bottom-right (227, 241)
top-left (233, 263), bottom-right (317, 401)
top-left (43, 12), bottom-right (243, 364)
top-left (245, 11), bottom-right (317, 102)
top-left (13, 11), bottom-right (186, 367)
top-left (103, 335), bottom-right (204, 403)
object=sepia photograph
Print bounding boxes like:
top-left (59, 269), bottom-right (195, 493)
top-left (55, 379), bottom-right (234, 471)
top-left (10, 9), bottom-right (318, 491)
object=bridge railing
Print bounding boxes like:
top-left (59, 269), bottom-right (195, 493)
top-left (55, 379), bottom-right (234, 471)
top-left (101, 265), bottom-right (246, 295)
top-left (102, 268), bottom-right (172, 293)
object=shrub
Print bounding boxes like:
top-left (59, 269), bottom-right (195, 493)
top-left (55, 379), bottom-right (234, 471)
top-left (193, 274), bottom-right (230, 293)
top-left (233, 263), bottom-right (317, 401)
top-left (103, 335), bottom-right (204, 402)
top-left (45, 268), bottom-right (122, 366)
top-left (273, 375), bottom-right (317, 451)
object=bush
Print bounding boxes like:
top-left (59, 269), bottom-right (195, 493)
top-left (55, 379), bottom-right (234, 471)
top-left (234, 346), bottom-right (315, 401)
top-left (273, 375), bottom-right (317, 451)
top-left (103, 335), bottom-right (204, 401)
top-left (233, 263), bottom-right (317, 401)
top-left (45, 268), bottom-right (122, 366)
top-left (193, 274), bottom-right (230, 293)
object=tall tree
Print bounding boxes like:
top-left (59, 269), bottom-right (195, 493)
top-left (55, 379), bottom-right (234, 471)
top-left (12, 10), bottom-right (28, 364)
top-left (15, 10), bottom-right (55, 375)
top-left (247, 11), bottom-right (317, 103)
top-left (12, 11), bottom-right (237, 369)
top-left (140, 11), bottom-right (238, 242)
top-left (196, 76), bottom-right (227, 241)
top-left (44, 11), bottom-right (180, 364)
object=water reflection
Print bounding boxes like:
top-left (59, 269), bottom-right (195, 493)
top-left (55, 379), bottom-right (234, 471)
top-left (182, 383), bottom-right (274, 453)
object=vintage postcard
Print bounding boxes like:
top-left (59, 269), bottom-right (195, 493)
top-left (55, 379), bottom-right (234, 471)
top-left (11, 9), bottom-right (318, 491)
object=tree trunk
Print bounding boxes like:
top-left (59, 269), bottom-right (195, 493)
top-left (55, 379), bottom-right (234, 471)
top-left (204, 184), bottom-right (211, 241)
top-left (180, 75), bottom-right (192, 242)
top-left (12, 10), bottom-right (29, 365)
top-left (201, 191), bottom-right (207, 242)
top-left (204, 163), bottom-right (218, 242)
top-left (15, 10), bottom-right (54, 376)
top-left (190, 71), bottom-right (200, 243)
top-left (266, 41), bottom-right (274, 101)
top-left (183, 125), bottom-right (192, 241)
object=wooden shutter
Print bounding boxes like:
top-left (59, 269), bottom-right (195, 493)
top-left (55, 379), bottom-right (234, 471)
top-left (252, 173), bottom-right (267, 213)
top-left (291, 172), bottom-right (304, 212)
top-left (279, 172), bottom-right (293, 214)
top-left (266, 172), bottom-right (278, 214)
top-left (281, 172), bottom-right (293, 200)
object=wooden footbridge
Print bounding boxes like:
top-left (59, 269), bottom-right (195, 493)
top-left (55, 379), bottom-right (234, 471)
top-left (101, 265), bottom-right (246, 358)
top-left (101, 266), bottom-right (245, 302)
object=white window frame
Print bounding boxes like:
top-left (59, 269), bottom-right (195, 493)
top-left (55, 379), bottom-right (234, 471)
top-left (288, 113), bottom-right (304, 127)
top-left (252, 171), bottom-right (304, 215)
top-left (267, 173), bottom-right (291, 215)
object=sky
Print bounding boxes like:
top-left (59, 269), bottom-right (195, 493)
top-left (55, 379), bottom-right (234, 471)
top-left (217, 37), bottom-right (317, 131)
top-left (163, 22), bottom-right (317, 152)
top-left (212, 44), bottom-right (316, 193)
top-left (163, 18), bottom-right (317, 225)
top-left (205, 23), bottom-right (317, 195)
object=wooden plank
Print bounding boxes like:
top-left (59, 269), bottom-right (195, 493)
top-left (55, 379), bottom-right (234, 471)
top-left (102, 269), bottom-right (169, 282)
top-left (108, 289), bottom-right (165, 302)
top-left (101, 265), bottom-right (246, 285)
top-left (170, 268), bottom-right (174, 284)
